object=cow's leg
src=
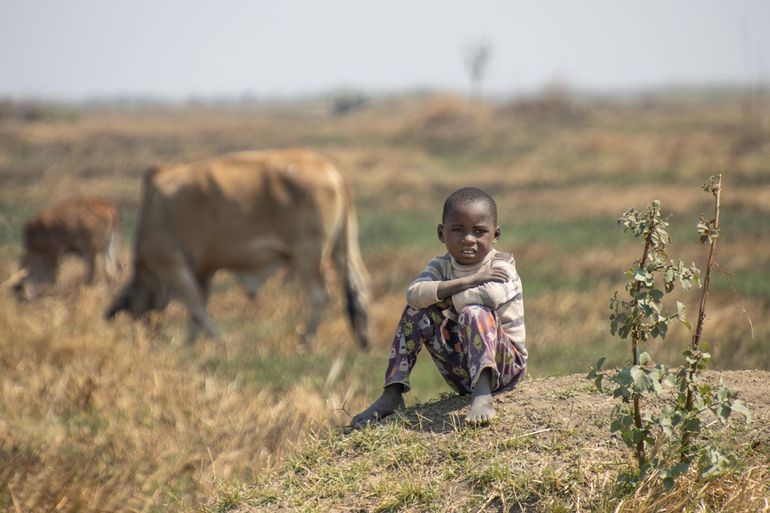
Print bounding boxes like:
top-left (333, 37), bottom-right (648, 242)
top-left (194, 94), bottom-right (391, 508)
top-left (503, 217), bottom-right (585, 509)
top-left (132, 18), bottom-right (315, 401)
top-left (198, 272), bottom-right (214, 303)
top-left (164, 266), bottom-right (221, 344)
top-left (302, 278), bottom-right (329, 347)
top-left (295, 261), bottom-right (330, 348)
top-left (83, 251), bottom-right (97, 284)
top-left (104, 233), bottom-right (120, 281)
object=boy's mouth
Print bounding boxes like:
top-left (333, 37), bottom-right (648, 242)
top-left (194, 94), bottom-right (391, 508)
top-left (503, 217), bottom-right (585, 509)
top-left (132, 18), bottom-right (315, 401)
top-left (460, 249), bottom-right (476, 257)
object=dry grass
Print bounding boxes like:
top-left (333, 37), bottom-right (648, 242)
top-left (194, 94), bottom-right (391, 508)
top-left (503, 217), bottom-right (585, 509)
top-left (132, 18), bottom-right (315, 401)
top-left (218, 372), bottom-right (769, 512)
top-left (612, 466), bottom-right (770, 513)
top-left (0, 90), bottom-right (769, 511)
top-left (0, 283), bottom-right (359, 512)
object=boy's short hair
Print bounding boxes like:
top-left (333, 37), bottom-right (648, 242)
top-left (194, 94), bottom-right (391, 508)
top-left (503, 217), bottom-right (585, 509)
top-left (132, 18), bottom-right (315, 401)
top-left (442, 187), bottom-right (498, 224)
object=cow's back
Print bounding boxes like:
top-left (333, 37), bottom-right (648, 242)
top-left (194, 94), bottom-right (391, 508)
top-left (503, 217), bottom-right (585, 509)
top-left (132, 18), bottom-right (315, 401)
top-left (139, 149), bottom-right (347, 272)
top-left (24, 198), bottom-right (118, 255)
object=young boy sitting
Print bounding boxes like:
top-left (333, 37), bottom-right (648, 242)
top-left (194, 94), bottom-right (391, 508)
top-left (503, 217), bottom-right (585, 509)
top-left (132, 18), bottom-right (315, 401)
top-left (352, 187), bottom-right (527, 427)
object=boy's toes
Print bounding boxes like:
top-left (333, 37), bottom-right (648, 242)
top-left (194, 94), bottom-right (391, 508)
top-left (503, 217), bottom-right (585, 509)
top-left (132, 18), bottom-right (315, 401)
top-left (351, 412), bottom-right (376, 429)
top-left (465, 415), bottom-right (492, 427)
top-left (351, 410), bottom-right (388, 429)
top-left (464, 405), bottom-right (496, 427)
top-left (350, 396), bottom-right (406, 429)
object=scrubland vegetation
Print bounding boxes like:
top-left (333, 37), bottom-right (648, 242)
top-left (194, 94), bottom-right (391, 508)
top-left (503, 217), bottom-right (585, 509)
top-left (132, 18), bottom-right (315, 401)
top-left (1, 90), bottom-right (768, 511)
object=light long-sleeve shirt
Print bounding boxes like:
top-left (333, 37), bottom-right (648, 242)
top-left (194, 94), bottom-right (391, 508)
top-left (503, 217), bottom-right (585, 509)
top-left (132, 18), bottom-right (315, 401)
top-left (406, 249), bottom-right (527, 360)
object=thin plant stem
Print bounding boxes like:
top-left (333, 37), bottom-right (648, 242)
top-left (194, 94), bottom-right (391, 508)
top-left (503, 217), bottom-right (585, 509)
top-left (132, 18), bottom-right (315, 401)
top-left (630, 208), bottom-right (656, 467)
top-left (683, 174), bottom-right (722, 456)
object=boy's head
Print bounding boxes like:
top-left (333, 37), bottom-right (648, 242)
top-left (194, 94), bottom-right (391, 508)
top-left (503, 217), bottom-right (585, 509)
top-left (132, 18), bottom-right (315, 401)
top-left (438, 187), bottom-right (500, 265)
top-left (441, 187), bottom-right (498, 224)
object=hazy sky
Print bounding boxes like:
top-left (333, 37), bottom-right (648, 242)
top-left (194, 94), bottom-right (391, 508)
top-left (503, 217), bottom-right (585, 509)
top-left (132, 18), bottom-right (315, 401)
top-left (1, 0), bottom-right (768, 100)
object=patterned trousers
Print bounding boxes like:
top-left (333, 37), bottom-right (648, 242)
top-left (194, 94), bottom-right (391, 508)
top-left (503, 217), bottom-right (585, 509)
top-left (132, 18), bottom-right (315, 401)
top-left (384, 304), bottom-right (526, 394)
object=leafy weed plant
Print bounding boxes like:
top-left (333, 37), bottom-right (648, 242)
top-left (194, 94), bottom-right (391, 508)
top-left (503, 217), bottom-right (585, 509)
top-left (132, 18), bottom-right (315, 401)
top-left (589, 175), bottom-right (751, 490)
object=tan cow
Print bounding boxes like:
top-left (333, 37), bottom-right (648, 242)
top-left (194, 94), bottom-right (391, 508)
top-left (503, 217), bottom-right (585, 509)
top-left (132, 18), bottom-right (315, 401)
top-left (105, 149), bottom-right (371, 348)
top-left (10, 197), bottom-right (120, 298)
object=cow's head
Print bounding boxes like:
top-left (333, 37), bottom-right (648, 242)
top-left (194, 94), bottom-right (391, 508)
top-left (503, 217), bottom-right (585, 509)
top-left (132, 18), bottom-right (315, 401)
top-left (11, 251), bottom-right (57, 300)
top-left (105, 260), bottom-right (169, 320)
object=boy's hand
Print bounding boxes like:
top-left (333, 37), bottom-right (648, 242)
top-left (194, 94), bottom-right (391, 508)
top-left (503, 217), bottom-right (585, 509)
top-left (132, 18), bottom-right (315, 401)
top-left (436, 266), bottom-right (511, 301)
top-left (472, 267), bottom-right (510, 286)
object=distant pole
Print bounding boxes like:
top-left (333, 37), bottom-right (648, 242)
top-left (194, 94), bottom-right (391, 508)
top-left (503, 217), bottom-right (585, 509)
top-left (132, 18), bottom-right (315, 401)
top-left (465, 42), bottom-right (492, 100)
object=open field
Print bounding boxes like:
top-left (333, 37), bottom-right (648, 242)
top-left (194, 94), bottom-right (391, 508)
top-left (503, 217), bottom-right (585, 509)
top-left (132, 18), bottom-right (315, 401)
top-left (1, 91), bottom-right (769, 511)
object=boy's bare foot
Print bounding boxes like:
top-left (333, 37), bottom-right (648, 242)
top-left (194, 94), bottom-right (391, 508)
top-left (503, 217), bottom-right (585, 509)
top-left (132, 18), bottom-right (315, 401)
top-left (465, 393), bottom-right (496, 426)
top-left (465, 368), bottom-right (496, 426)
top-left (351, 384), bottom-right (405, 429)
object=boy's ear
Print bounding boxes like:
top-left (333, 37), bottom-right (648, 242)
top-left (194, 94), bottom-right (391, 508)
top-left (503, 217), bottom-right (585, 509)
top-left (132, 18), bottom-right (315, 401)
top-left (494, 226), bottom-right (501, 243)
top-left (437, 224), bottom-right (445, 243)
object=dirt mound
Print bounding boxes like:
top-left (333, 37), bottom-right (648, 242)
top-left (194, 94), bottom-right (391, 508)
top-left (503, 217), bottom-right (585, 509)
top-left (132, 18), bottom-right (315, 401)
top-left (397, 94), bottom-right (492, 153)
top-left (403, 370), bottom-right (769, 436)
top-left (224, 370), bottom-right (769, 512)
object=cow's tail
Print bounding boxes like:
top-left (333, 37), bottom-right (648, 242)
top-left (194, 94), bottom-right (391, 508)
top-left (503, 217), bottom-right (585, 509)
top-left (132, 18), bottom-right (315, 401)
top-left (132, 167), bottom-right (161, 260)
top-left (114, 166), bottom-right (158, 287)
top-left (333, 184), bottom-right (371, 350)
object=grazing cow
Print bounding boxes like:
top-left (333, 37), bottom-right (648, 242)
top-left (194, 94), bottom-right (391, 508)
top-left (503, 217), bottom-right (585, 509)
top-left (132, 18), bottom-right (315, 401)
top-left (105, 149), bottom-right (371, 348)
top-left (11, 197), bottom-right (120, 298)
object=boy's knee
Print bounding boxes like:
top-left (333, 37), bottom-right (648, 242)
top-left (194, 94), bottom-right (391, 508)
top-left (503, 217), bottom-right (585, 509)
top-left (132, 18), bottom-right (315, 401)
top-left (460, 304), bottom-right (494, 319)
top-left (405, 305), bottom-right (442, 339)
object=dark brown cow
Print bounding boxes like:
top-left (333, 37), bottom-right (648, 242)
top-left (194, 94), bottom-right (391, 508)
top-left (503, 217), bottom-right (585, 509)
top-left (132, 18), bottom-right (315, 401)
top-left (11, 197), bottom-right (120, 298)
top-left (105, 149), bottom-right (371, 348)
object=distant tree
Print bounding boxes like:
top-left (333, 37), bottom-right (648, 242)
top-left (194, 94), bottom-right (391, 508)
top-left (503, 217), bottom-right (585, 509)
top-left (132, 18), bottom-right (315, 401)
top-left (330, 91), bottom-right (368, 117)
top-left (464, 42), bottom-right (492, 99)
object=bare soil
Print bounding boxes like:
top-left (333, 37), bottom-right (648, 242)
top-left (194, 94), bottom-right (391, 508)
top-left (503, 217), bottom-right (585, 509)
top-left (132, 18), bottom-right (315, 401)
top-left (404, 370), bottom-right (769, 440)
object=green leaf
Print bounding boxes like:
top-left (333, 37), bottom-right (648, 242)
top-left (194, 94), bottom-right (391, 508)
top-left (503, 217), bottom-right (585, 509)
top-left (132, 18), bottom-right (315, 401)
top-left (669, 461), bottom-right (690, 478)
top-left (676, 301), bottom-right (690, 330)
top-left (701, 448), bottom-right (728, 477)
top-left (595, 357), bottom-right (607, 371)
top-left (717, 386), bottom-right (731, 402)
top-left (630, 366), bottom-right (653, 393)
top-left (616, 368), bottom-right (633, 386)
top-left (683, 417), bottom-right (701, 433)
top-left (730, 400), bottom-right (752, 423)
top-left (613, 386), bottom-right (631, 400)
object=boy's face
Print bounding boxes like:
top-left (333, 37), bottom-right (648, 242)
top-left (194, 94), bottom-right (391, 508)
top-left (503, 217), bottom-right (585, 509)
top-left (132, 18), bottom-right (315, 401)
top-left (438, 200), bottom-right (500, 265)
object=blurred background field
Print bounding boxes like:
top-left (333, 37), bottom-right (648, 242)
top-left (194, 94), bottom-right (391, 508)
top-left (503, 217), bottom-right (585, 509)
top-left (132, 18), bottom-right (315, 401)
top-left (1, 90), bottom-right (768, 511)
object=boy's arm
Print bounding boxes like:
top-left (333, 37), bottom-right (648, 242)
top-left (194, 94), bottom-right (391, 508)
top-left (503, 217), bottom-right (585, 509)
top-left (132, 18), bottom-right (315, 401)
top-left (407, 257), bottom-right (512, 308)
top-left (436, 267), bottom-right (510, 300)
top-left (451, 260), bottom-right (522, 311)
top-left (406, 257), bottom-right (444, 307)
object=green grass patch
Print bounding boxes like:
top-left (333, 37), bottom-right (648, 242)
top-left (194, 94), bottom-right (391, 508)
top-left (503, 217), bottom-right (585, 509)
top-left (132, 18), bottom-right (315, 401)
top-left (187, 339), bottom-right (451, 406)
top-left (0, 199), bottom-right (34, 249)
top-left (359, 209), bottom-right (437, 251)
top-left (519, 260), bottom-right (613, 297)
top-left (509, 216), bottom-right (627, 249)
top-left (527, 337), bottom-right (626, 377)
